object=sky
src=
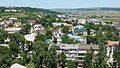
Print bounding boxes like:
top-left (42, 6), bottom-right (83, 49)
top-left (0, 0), bottom-right (120, 9)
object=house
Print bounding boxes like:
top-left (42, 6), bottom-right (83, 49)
top-left (5, 9), bottom-right (17, 12)
top-left (0, 18), bottom-right (21, 28)
top-left (45, 39), bottom-right (52, 45)
top-left (67, 34), bottom-right (87, 44)
top-left (90, 29), bottom-right (96, 35)
top-left (106, 41), bottom-right (119, 65)
top-left (52, 28), bottom-right (62, 44)
top-left (30, 24), bottom-right (46, 34)
top-left (52, 22), bottom-right (67, 27)
top-left (28, 19), bottom-right (37, 26)
top-left (0, 44), bottom-right (9, 47)
top-left (57, 14), bottom-right (66, 18)
top-left (9, 17), bottom-right (18, 20)
top-left (0, 20), bottom-right (12, 28)
top-left (10, 63), bottom-right (26, 68)
top-left (0, 21), bottom-right (5, 26)
top-left (0, 18), bottom-right (2, 21)
top-left (9, 17), bottom-right (21, 27)
top-left (24, 33), bottom-right (36, 42)
top-left (78, 19), bottom-right (86, 25)
top-left (73, 25), bottom-right (87, 36)
top-left (9, 17), bottom-right (18, 24)
top-left (88, 19), bottom-right (101, 25)
top-left (5, 28), bottom-right (22, 33)
top-left (112, 22), bottom-right (120, 27)
top-left (57, 44), bottom-right (99, 68)
top-left (5, 10), bottom-right (11, 12)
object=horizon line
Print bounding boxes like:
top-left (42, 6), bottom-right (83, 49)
top-left (0, 6), bottom-right (120, 9)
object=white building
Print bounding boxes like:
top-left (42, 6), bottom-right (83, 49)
top-left (57, 44), bottom-right (99, 67)
top-left (52, 22), bottom-right (67, 27)
top-left (78, 19), bottom-right (86, 25)
top-left (5, 9), bottom-right (17, 12)
top-left (57, 14), bottom-right (66, 18)
top-left (30, 24), bottom-right (45, 34)
top-left (5, 28), bottom-right (22, 33)
top-left (10, 63), bottom-right (26, 68)
top-left (88, 19), bottom-right (101, 25)
top-left (24, 33), bottom-right (36, 42)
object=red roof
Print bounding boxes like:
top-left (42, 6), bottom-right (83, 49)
top-left (107, 41), bottom-right (119, 46)
top-left (28, 19), bottom-right (37, 24)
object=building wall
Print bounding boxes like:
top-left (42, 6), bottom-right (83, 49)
top-left (57, 44), bottom-right (99, 68)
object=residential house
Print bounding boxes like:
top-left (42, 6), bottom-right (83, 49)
top-left (9, 17), bottom-right (21, 27)
top-left (30, 24), bottom-right (46, 34)
top-left (0, 18), bottom-right (21, 28)
top-left (73, 25), bottom-right (87, 36)
top-left (57, 14), bottom-right (66, 18)
top-left (0, 18), bottom-right (2, 21)
top-left (77, 19), bottom-right (86, 25)
top-left (67, 34), bottom-right (86, 44)
top-left (28, 19), bottom-right (37, 26)
top-left (112, 22), bottom-right (120, 27)
top-left (52, 28), bottom-right (62, 44)
top-left (88, 19), bottom-right (102, 25)
top-left (45, 39), bottom-right (52, 45)
top-left (24, 33), bottom-right (36, 42)
top-left (106, 41), bottom-right (119, 65)
top-left (5, 28), bottom-right (22, 33)
top-left (5, 9), bottom-right (17, 12)
top-left (0, 44), bottom-right (9, 47)
top-left (10, 63), bottom-right (26, 68)
top-left (52, 22), bottom-right (67, 27)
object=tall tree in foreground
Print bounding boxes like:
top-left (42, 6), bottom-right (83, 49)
top-left (67, 60), bottom-right (77, 68)
top-left (94, 44), bottom-right (108, 68)
top-left (47, 45), bottom-right (58, 68)
top-left (84, 49), bottom-right (94, 68)
top-left (113, 46), bottom-right (120, 68)
top-left (9, 41), bottom-right (20, 57)
top-left (58, 52), bottom-right (66, 68)
top-left (32, 41), bottom-right (48, 68)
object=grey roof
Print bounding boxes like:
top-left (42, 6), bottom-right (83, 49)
top-left (59, 44), bottom-right (99, 50)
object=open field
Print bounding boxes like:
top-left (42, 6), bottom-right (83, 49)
top-left (0, 12), bottom-right (28, 18)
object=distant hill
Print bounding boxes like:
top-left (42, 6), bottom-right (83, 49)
top-left (0, 7), bottom-right (60, 18)
top-left (50, 7), bottom-right (120, 13)
top-left (0, 6), bottom-right (59, 14)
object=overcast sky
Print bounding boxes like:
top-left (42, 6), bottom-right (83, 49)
top-left (0, 0), bottom-right (120, 9)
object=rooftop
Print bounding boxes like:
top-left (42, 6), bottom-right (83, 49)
top-left (59, 44), bottom-right (99, 50)
top-left (107, 41), bottom-right (119, 46)
top-left (10, 63), bottom-right (26, 68)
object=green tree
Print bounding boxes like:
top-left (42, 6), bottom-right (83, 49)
top-left (84, 49), bottom-right (94, 68)
top-left (62, 26), bottom-right (69, 34)
top-left (34, 33), bottom-right (46, 42)
top-left (32, 41), bottom-right (48, 68)
top-left (0, 29), bottom-right (8, 44)
top-left (0, 46), bottom-right (12, 68)
top-left (62, 35), bottom-right (75, 44)
top-left (47, 45), bottom-right (58, 68)
top-left (58, 52), bottom-right (66, 68)
top-left (94, 44), bottom-right (108, 68)
top-left (67, 60), bottom-right (77, 68)
top-left (19, 23), bottom-right (31, 34)
top-left (9, 41), bottom-right (20, 57)
top-left (45, 29), bottom-right (52, 39)
top-left (113, 46), bottom-right (120, 68)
